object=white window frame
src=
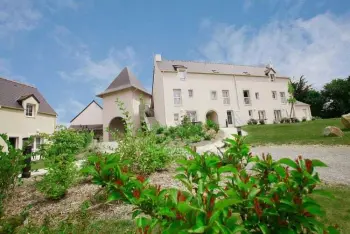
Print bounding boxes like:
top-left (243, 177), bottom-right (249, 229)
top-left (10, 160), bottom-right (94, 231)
top-left (174, 113), bottom-right (179, 122)
top-left (243, 90), bottom-right (251, 105)
top-left (188, 89), bottom-right (193, 98)
top-left (270, 73), bottom-right (276, 82)
top-left (173, 89), bottom-right (182, 106)
top-left (248, 110), bottom-right (253, 118)
top-left (272, 91), bottom-right (277, 100)
top-left (26, 104), bottom-right (35, 117)
top-left (177, 69), bottom-right (187, 81)
top-left (280, 92), bottom-right (287, 104)
top-left (255, 92), bottom-right (259, 100)
top-left (258, 110), bottom-right (266, 120)
top-left (211, 91), bottom-right (217, 100)
top-left (186, 111), bottom-right (197, 122)
top-left (222, 90), bottom-right (230, 105)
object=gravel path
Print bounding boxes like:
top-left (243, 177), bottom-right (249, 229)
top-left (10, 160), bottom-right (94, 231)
top-left (251, 145), bottom-right (350, 185)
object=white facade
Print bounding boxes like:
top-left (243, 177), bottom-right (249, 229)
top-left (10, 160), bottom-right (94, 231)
top-left (70, 101), bottom-right (103, 126)
top-left (152, 55), bottom-right (312, 127)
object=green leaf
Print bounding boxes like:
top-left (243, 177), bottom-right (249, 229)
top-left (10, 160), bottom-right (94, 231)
top-left (136, 217), bottom-right (151, 228)
top-left (259, 223), bottom-right (268, 234)
top-left (278, 158), bottom-right (298, 169)
top-left (177, 202), bottom-right (203, 214)
top-left (248, 188), bottom-right (260, 199)
top-left (214, 198), bottom-right (241, 211)
top-left (304, 205), bottom-right (325, 216)
top-left (188, 226), bottom-right (206, 233)
top-left (218, 165), bottom-right (238, 174)
top-left (274, 165), bottom-right (286, 178)
top-left (327, 226), bottom-right (340, 234)
top-left (311, 159), bottom-right (327, 167)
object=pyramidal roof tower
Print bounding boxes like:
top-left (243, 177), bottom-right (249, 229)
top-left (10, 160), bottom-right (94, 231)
top-left (97, 67), bottom-right (150, 97)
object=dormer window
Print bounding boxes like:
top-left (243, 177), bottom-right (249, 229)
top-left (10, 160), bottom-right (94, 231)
top-left (270, 73), bottom-right (276, 82)
top-left (173, 65), bottom-right (187, 80)
top-left (26, 104), bottom-right (35, 117)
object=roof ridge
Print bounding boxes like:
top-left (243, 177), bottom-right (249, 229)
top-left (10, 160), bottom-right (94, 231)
top-left (0, 77), bottom-right (36, 88)
top-left (162, 59), bottom-right (267, 68)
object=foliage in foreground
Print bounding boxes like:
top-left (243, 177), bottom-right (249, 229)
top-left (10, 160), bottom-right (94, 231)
top-left (36, 126), bottom-right (92, 199)
top-left (0, 135), bottom-right (25, 217)
top-left (83, 135), bottom-right (338, 233)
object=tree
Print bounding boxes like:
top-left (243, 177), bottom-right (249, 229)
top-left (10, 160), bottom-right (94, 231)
top-left (321, 76), bottom-right (350, 118)
top-left (287, 81), bottom-right (296, 118)
top-left (291, 75), bottom-right (313, 102)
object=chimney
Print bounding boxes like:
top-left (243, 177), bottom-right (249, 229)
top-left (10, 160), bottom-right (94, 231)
top-left (155, 54), bottom-right (162, 62)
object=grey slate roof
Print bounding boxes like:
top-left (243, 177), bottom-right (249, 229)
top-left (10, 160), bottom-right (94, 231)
top-left (156, 60), bottom-right (288, 78)
top-left (97, 67), bottom-right (151, 97)
top-left (0, 77), bottom-right (57, 116)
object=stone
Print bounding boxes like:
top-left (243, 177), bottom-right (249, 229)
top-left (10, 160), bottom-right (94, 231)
top-left (323, 126), bottom-right (344, 137)
top-left (341, 113), bottom-right (350, 129)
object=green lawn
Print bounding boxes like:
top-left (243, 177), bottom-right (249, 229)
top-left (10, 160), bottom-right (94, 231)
top-left (242, 118), bottom-right (350, 145)
top-left (313, 186), bottom-right (350, 233)
top-left (31, 159), bottom-right (45, 170)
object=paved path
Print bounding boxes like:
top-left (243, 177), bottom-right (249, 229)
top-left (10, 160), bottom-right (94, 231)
top-left (251, 145), bottom-right (350, 185)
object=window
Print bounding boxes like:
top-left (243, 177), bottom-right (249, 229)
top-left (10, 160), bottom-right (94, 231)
top-left (274, 110), bottom-right (282, 121)
top-left (174, 113), bottom-right (179, 122)
top-left (243, 90), bottom-right (251, 105)
top-left (177, 70), bottom-right (187, 80)
top-left (188, 89), bottom-right (193, 98)
top-left (173, 89), bottom-right (182, 105)
top-left (211, 91), bottom-right (217, 100)
top-left (186, 111), bottom-right (197, 122)
top-left (255, 92), bottom-right (259, 100)
top-left (222, 90), bottom-right (230, 104)
top-left (272, 91), bottom-right (277, 100)
top-left (248, 110), bottom-right (253, 118)
top-left (26, 104), bottom-right (34, 117)
top-left (258, 110), bottom-right (266, 120)
top-left (280, 92), bottom-right (287, 103)
top-left (270, 73), bottom-right (276, 82)
top-left (35, 137), bottom-right (41, 150)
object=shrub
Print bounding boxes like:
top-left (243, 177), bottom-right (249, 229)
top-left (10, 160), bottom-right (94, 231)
top-left (312, 116), bottom-right (321, 121)
top-left (36, 127), bottom-right (89, 199)
top-left (259, 119), bottom-right (265, 125)
top-left (154, 126), bottom-right (165, 134)
top-left (85, 136), bottom-right (338, 233)
top-left (205, 119), bottom-right (220, 133)
top-left (280, 117), bottom-right (291, 123)
top-left (302, 117), bottom-right (307, 122)
top-left (247, 118), bottom-right (258, 125)
top-left (0, 134), bottom-right (25, 217)
top-left (189, 135), bottom-right (202, 143)
top-left (291, 117), bottom-right (300, 123)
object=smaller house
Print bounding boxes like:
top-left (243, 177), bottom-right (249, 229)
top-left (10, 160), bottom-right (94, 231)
top-left (0, 77), bottom-right (57, 150)
top-left (293, 101), bottom-right (312, 120)
top-left (70, 100), bottom-right (103, 141)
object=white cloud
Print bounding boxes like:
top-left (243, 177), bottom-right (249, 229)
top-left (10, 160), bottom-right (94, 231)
top-left (56, 98), bottom-right (85, 125)
top-left (0, 58), bottom-right (28, 83)
top-left (54, 26), bottom-right (138, 94)
top-left (198, 13), bottom-right (350, 89)
top-left (0, 0), bottom-right (41, 36)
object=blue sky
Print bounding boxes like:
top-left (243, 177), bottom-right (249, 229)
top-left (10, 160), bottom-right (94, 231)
top-left (1, 0), bottom-right (350, 124)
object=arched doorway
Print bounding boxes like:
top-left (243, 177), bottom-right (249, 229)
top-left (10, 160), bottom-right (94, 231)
top-left (108, 117), bottom-right (126, 141)
top-left (206, 110), bottom-right (219, 124)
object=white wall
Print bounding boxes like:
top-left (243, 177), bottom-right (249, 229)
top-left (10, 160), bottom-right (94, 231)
top-left (70, 102), bottom-right (103, 126)
top-left (153, 63), bottom-right (167, 125)
top-left (294, 105), bottom-right (312, 120)
top-left (157, 71), bottom-right (292, 127)
top-left (0, 107), bottom-right (56, 148)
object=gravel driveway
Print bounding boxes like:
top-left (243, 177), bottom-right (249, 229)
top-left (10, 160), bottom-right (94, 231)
top-left (251, 145), bottom-right (350, 185)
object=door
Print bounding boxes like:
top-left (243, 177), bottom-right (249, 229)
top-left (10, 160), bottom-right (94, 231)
top-left (226, 110), bottom-right (235, 127)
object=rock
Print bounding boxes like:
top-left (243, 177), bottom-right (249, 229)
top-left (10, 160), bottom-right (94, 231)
top-left (323, 126), bottom-right (344, 137)
top-left (341, 113), bottom-right (350, 129)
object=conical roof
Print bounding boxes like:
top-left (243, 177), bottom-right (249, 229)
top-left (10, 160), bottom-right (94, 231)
top-left (97, 67), bottom-right (150, 97)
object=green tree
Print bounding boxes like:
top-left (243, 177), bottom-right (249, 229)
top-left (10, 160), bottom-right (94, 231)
top-left (291, 75), bottom-right (313, 102)
top-left (321, 76), bottom-right (350, 118)
top-left (287, 81), bottom-right (296, 118)
top-left (304, 89), bottom-right (325, 117)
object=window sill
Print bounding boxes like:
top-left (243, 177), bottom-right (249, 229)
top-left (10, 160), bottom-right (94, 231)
top-left (26, 116), bottom-right (35, 118)
top-left (244, 103), bottom-right (252, 106)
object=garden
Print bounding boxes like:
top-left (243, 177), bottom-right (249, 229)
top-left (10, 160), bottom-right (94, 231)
top-left (0, 120), bottom-right (348, 233)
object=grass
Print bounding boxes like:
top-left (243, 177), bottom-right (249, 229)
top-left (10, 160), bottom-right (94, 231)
top-left (31, 159), bottom-right (45, 170)
top-left (313, 186), bottom-right (350, 233)
top-left (242, 118), bottom-right (350, 145)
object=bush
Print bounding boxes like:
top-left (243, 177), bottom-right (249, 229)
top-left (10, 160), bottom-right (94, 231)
top-left (84, 136), bottom-right (338, 233)
top-left (280, 117), bottom-right (291, 123)
top-left (312, 116), bottom-right (321, 121)
top-left (302, 117), bottom-right (307, 122)
top-left (205, 119), bottom-right (219, 133)
top-left (291, 117), bottom-right (300, 123)
top-left (0, 134), bottom-right (25, 217)
top-left (247, 118), bottom-right (258, 125)
top-left (154, 126), bottom-right (165, 134)
top-left (259, 119), bottom-right (265, 125)
top-left (36, 127), bottom-right (90, 199)
top-left (189, 135), bottom-right (202, 143)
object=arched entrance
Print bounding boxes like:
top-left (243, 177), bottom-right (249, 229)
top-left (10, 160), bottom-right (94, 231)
top-left (108, 117), bottom-right (126, 141)
top-left (206, 110), bottom-right (219, 124)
